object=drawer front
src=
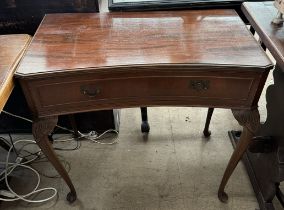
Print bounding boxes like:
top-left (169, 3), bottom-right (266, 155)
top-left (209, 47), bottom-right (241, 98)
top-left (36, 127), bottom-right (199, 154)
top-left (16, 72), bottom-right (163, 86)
top-left (34, 74), bottom-right (257, 112)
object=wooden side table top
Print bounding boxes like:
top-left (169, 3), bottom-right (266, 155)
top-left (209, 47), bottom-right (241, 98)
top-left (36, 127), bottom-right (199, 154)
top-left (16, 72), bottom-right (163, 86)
top-left (16, 9), bottom-right (271, 77)
top-left (242, 2), bottom-right (284, 71)
top-left (0, 34), bottom-right (31, 111)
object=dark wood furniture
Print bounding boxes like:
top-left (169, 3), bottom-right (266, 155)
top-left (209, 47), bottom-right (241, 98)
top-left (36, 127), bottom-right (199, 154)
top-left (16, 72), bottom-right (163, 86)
top-left (228, 2), bottom-right (284, 209)
top-left (15, 10), bottom-right (273, 203)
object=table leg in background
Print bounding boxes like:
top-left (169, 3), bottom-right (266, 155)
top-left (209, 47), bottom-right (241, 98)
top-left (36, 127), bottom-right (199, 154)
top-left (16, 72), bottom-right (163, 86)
top-left (218, 108), bottom-right (260, 202)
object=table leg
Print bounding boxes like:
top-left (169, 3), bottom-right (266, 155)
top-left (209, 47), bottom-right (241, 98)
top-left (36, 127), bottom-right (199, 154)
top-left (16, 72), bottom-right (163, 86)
top-left (218, 108), bottom-right (260, 202)
top-left (203, 107), bottom-right (214, 137)
top-left (68, 114), bottom-right (80, 138)
top-left (140, 107), bottom-right (150, 133)
top-left (32, 116), bottom-right (77, 203)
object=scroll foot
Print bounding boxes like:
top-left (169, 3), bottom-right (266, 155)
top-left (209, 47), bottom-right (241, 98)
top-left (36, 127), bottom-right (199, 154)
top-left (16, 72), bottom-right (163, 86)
top-left (67, 192), bottom-right (77, 203)
top-left (218, 190), bottom-right (229, 203)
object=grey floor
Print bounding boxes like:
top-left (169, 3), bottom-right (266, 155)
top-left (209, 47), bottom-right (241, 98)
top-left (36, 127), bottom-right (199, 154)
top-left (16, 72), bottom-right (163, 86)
top-left (0, 107), bottom-right (275, 210)
top-left (1, 1), bottom-right (283, 209)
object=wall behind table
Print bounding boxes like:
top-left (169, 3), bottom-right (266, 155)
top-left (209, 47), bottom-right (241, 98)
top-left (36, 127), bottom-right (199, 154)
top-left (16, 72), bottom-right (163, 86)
top-left (0, 0), bottom-right (99, 34)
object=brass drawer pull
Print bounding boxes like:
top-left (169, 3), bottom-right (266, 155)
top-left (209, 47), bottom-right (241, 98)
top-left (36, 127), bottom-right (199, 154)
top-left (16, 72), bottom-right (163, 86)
top-left (80, 86), bottom-right (101, 97)
top-left (190, 80), bottom-right (210, 91)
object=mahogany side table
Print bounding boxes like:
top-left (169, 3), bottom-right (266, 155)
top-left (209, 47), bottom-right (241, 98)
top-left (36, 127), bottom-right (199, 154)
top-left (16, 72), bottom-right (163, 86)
top-left (15, 10), bottom-right (273, 203)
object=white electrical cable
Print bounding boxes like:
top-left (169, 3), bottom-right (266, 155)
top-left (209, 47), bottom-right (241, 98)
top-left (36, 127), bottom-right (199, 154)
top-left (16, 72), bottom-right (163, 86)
top-left (0, 154), bottom-right (38, 182)
top-left (0, 140), bottom-right (57, 203)
top-left (2, 110), bottom-right (119, 145)
top-left (80, 129), bottom-right (119, 145)
top-left (1, 110), bottom-right (73, 133)
top-left (53, 130), bottom-right (119, 145)
top-left (0, 111), bottom-right (119, 204)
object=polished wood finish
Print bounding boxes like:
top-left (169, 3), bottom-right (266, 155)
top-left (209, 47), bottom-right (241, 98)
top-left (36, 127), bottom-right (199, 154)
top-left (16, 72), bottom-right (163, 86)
top-left (15, 10), bottom-right (273, 203)
top-left (0, 34), bottom-right (31, 111)
top-left (16, 10), bottom-right (271, 76)
top-left (242, 2), bottom-right (284, 72)
top-left (241, 2), bottom-right (284, 209)
top-left (19, 68), bottom-right (268, 117)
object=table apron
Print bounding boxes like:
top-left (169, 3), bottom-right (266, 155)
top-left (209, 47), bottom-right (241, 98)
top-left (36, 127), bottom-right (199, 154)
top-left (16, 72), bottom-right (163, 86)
top-left (19, 70), bottom-right (267, 117)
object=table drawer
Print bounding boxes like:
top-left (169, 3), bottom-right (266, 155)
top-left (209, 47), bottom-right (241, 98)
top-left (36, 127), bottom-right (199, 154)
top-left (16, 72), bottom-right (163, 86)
top-left (37, 75), bottom-right (255, 108)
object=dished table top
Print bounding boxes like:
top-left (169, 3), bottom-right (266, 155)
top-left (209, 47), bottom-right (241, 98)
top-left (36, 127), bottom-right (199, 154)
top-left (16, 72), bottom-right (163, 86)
top-left (16, 9), bottom-right (272, 77)
top-left (0, 34), bottom-right (31, 111)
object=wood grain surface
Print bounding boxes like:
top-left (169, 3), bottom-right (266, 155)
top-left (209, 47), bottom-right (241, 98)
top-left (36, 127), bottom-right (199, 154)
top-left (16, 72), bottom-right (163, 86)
top-left (0, 34), bottom-right (31, 111)
top-left (16, 9), bottom-right (271, 77)
top-left (242, 2), bottom-right (284, 72)
top-left (20, 67), bottom-right (268, 117)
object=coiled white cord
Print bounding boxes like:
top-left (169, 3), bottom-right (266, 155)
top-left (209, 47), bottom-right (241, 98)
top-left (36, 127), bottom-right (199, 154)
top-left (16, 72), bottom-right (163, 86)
top-left (0, 110), bottom-right (119, 203)
top-left (1, 110), bottom-right (73, 133)
top-left (0, 140), bottom-right (57, 203)
top-left (2, 110), bottom-right (119, 145)
top-left (78, 130), bottom-right (119, 145)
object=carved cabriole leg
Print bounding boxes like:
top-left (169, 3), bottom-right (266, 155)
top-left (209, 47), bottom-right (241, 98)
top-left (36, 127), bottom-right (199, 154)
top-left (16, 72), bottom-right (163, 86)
top-left (218, 108), bottom-right (260, 202)
top-left (32, 116), bottom-right (77, 203)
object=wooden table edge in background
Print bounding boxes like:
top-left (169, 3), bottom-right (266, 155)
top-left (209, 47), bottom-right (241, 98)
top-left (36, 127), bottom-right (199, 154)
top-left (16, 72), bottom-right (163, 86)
top-left (0, 34), bottom-right (31, 112)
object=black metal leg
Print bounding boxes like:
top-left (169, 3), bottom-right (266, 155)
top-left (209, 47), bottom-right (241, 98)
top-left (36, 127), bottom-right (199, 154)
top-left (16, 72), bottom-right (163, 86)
top-left (203, 108), bottom-right (214, 137)
top-left (140, 107), bottom-right (150, 133)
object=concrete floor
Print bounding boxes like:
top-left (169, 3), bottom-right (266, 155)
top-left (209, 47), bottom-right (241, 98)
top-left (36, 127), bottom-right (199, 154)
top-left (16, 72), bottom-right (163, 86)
top-left (0, 108), bottom-right (260, 210)
top-left (0, 1), bottom-right (283, 209)
top-left (0, 102), bottom-right (283, 209)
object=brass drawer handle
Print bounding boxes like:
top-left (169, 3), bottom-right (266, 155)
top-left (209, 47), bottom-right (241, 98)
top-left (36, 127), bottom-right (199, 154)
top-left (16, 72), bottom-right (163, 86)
top-left (190, 80), bottom-right (210, 91)
top-left (80, 86), bottom-right (101, 97)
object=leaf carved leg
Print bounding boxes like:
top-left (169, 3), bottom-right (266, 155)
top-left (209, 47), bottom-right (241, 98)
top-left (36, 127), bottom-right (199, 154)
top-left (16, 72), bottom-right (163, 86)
top-left (218, 109), bottom-right (260, 202)
top-left (32, 116), bottom-right (77, 203)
